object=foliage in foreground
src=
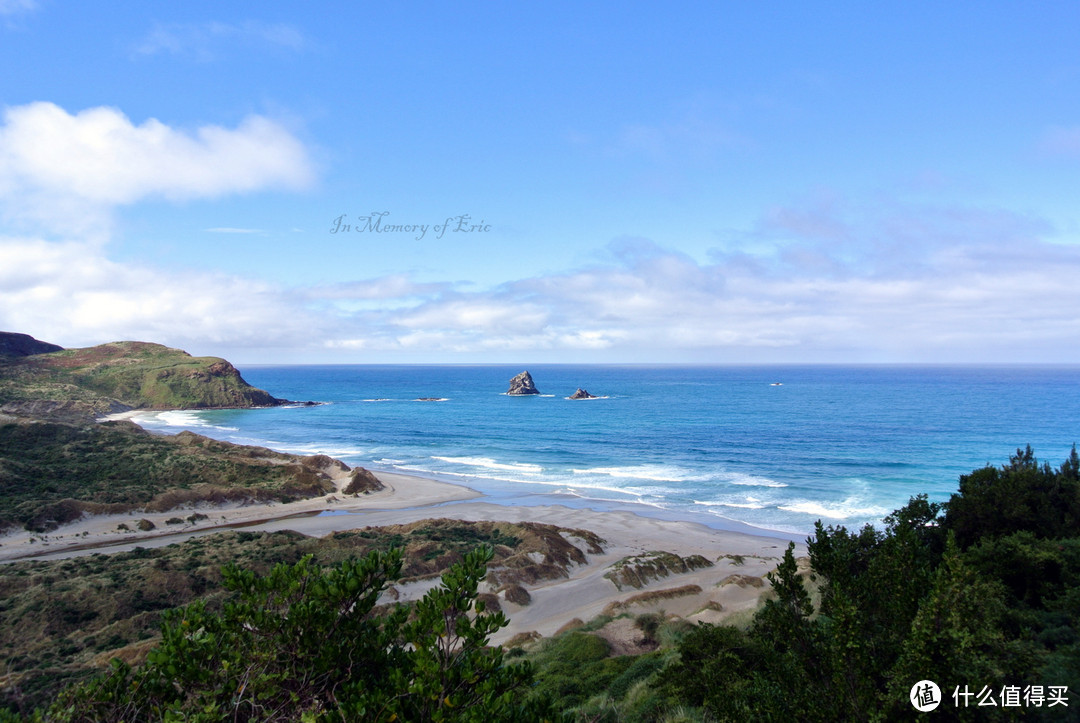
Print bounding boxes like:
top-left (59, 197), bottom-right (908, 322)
top-left (0, 519), bottom-right (594, 714)
top-left (526, 447), bottom-right (1080, 721)
top-left (27, 546), bottom-right (552, 722)
top-left (656, 447), bottom-right (1080, 722)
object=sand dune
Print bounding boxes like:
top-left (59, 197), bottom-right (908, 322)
top-left (0, 469), bottom-right (806, 641)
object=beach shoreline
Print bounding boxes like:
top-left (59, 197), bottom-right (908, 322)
top-left (0, 465), bottom-right (804, 563)
top-left (0, 469), bottom-right (484, 564)
top-left (1, 466), bottom-right (807, 643)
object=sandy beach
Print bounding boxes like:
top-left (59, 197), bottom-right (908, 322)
top-left (0, 467), bottom-right (807, 645)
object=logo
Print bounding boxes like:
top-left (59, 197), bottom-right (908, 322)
top-left (911, 680), bottom-right (942, 712)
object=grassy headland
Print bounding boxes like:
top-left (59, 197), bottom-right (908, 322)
top-left (0, 334), bottom-right (282, 420)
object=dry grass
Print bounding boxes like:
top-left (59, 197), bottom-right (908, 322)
top-left (502, 631), bottom-right (542, 649)
top-left (603, 584), bottom-right (703, 615)
top-left (343, 467), bottom-right (384, 495)
top-left (604, 551), bottom-right (713, 591)
top-left (499, 584), bottom-right (532, 606)
top-left (554, 618), bottom-right (585, 635)
top-left (717, 574), bottom-right (765, 588)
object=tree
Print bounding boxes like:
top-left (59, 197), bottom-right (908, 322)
top-left (659, 450), bottom-right (1080, 721)
top-left (45, 547), bottom-right (552, 722)
top-left (746, 542), bottom-right (828, 721)
top-left (883, 534), bottom-right (1026, 721)
top-left (357, 546), bottom-right (547, 722)
top-left (803, 496), bottom-right (944, 719)
top-left (944, 446), bottom-right (1080, 547)
top-left (660, 624), bottom-right (760, 721)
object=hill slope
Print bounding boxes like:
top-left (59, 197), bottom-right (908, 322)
top-left (0, 335), bottom-right (282, 417)
top-left (0, 332), bottom-right (64, 359)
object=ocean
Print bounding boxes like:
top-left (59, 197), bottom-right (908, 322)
top-left (131, 365), bottom-right (1080, 537)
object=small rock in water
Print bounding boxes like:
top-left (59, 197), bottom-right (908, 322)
top-left (507, 371), bottom-right (540, 395)
top-left (569, 388), bottom-right (598, 399)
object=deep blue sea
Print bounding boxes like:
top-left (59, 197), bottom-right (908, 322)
top-left (132, 365), bottom-right (1080, 537)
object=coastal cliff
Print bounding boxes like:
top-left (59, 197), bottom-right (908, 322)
top-left (0, 334), bottom-right (282, 419)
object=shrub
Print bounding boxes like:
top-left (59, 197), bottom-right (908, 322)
top-left (46, 547), bottom-right (553, 722)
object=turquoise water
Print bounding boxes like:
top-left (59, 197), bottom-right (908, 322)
top-left (132, 365), bottom-right (1080, 536)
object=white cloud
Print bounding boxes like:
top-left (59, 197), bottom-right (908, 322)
top-left (134, 21), bottom-right (307, 61)
top-left (0, 98), bottom-right (326, 357)
top-left (0, 103), bottom-right (313, 213)
top-left (395, 298), bottom-right (549, 333)
top-left (296, 201), bottom-right (1080, 362)
top-left (7, 207), bottom-right (1080, 362)
top-left (0, 98), bottom-right (328, 357)
top-left (307, 275), bottom-right (450, 302)
top-left (3, 115), bottom-right (1076, 365)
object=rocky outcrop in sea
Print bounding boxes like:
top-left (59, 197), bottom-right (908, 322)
top-left (507, 371), bottom-right (540, 395)
top-left (569, 388), bottom-right (598, 400)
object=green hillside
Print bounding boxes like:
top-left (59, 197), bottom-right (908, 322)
top-left (0, 337), bottom-right (281, 417)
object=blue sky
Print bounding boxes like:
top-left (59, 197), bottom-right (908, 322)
top-left (1, 2), bottom-right (1079, 363)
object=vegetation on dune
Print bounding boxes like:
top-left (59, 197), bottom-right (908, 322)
top-left (522, 447), bottom-right (1080, 721)
top-left (604, 551), bottom-right (713, 591)
top-left (0, 335), bottom-right (328, 532)
top-left (0, 418), bottom-right (340, 532)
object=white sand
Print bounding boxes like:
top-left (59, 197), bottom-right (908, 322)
top-left (0, 469), bottom-right (807, 643)
top-left (0, 470), bottom-right (480, 563)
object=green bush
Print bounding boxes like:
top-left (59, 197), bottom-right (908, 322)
top-left (529, 632), bottom-right (633, 709)
top-left (41, 546), bottom-right (552, 722)
top-left (653, 448), bottom-right (1080, 721)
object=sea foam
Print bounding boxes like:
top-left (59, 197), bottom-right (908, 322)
top-left (431, 456), bottom-right (544, 475)
top-left (778, 499), bottom-right (890, 520)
